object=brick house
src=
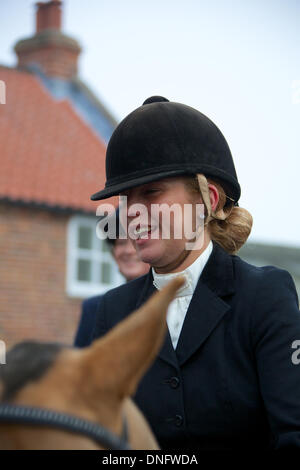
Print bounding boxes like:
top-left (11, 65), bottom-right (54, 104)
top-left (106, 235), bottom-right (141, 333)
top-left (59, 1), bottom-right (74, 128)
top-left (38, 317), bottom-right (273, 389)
top-left (0, 0), bottom-right (121, 348)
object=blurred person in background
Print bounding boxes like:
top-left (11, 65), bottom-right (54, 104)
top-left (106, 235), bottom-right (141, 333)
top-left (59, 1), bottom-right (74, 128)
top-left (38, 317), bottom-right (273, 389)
top-left (74, 208), bottom-right (150, 347)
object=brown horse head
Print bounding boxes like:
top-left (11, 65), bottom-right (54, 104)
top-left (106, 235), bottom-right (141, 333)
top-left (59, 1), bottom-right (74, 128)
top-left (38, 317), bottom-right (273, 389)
top-left (0, 277), bottom-right (184, 450)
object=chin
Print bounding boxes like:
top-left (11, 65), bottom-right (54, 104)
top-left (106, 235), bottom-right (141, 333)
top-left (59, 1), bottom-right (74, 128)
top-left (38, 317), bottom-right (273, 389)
top-left (138, 253), bottom-right (162, 267)
top-left (136, 238), bottom-right (174, 269)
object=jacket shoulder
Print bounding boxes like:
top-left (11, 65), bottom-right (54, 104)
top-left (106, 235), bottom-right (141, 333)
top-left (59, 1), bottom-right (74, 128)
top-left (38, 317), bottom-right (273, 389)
top-left (99, 273), bottom-right (150, 326)
top-left (104, 273), bottom-right (149, 302)
top-left (82, 294), bottom-right (103, 312)
top-left (232, 250), bottom-right (299, 305)
top-left (92, 274), bottom-right (150, 340)
top-left (233, 250), bottom-right (295, 282)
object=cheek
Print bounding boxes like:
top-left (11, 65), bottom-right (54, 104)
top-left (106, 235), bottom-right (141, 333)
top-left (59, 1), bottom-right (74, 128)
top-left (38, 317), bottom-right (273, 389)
top-left (161, 237), bottom-right (184, 256)
top-left (161, 212), bottom-right (187, 241)
top-left (113, 249), bottom-right (123, 262)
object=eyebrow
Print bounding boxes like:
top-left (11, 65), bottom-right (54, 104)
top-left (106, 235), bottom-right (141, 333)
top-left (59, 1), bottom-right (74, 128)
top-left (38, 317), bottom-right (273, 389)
top-left (120, 180), bottom-right (168, 197)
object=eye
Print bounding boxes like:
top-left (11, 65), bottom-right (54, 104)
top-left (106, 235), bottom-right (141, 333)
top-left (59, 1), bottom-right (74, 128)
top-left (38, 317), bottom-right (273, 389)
top-left (144, 188), bottom-right (159, 195)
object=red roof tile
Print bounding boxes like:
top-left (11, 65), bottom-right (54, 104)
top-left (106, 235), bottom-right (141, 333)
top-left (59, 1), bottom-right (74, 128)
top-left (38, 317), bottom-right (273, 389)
top-left (0, 66), bottom-right (117, 213)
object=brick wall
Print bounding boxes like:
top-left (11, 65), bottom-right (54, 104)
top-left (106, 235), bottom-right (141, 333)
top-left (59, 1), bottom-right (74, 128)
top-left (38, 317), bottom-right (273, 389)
top-left (0, 201), bottom-right (83, 349)
top-left (16, 45), bottom-right (80, 79)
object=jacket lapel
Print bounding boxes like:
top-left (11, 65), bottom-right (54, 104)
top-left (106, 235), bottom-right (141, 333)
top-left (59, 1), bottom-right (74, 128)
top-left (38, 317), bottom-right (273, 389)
top-left (135, 241), bottom-right (236, 369)
top-left (175, 241), bottom-right (235, 366)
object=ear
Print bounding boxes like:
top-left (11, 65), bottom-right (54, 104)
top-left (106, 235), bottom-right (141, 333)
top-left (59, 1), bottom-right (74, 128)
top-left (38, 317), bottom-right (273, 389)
top-left (80, 277), bottom-right (184, 398)
top-left (207, 183), bottom-right (219, 212)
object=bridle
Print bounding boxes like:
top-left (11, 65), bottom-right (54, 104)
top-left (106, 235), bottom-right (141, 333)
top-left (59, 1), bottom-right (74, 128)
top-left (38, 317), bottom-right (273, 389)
top-left (0, 403), bottom-right (130, 450)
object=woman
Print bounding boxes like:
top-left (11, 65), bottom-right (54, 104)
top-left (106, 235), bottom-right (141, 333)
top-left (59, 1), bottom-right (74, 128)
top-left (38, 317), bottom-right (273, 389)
top-left (91, 96), bottom-right (300, 450)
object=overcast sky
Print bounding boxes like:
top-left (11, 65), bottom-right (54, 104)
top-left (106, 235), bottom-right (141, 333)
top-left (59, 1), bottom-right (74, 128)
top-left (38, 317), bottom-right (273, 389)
top-left (1, 0), bottom-right (300, 247)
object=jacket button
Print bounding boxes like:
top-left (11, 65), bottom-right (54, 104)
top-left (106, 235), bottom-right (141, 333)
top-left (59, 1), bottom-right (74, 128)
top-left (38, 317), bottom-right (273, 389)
top-left (175, 415), bottom-right (183, 427)
top-left (169, 376), bottom-right (180, 389)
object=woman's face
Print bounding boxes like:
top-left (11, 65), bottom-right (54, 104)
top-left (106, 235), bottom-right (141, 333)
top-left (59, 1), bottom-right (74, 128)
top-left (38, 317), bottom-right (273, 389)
top-left (120, 176), bottom-right (215, 273)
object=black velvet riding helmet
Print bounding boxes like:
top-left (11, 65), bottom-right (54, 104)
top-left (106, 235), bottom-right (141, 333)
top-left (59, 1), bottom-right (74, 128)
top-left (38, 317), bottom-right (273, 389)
top-left (91, 96), bottom-right (241, 206)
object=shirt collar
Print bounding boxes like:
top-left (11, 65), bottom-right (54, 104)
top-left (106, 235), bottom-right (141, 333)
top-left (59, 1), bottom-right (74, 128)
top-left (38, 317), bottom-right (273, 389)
top-left (152, 240), bottom-right (213, 297)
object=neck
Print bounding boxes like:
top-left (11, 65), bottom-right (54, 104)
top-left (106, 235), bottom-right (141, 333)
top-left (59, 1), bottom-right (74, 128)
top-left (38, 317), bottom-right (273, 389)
top-left (153, 233), bottom-right (211, 274)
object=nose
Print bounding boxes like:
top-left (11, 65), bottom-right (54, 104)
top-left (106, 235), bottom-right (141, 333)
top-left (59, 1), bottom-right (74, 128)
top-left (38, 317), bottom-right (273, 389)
top-left (120, 190), bottom-right (150, 228)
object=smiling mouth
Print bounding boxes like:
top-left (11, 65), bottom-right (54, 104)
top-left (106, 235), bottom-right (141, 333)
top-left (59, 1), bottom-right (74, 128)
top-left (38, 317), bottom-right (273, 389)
top-left (134, 225), bottom-right (152, 237)
top-left (133, 224), bottom-right (161, 239)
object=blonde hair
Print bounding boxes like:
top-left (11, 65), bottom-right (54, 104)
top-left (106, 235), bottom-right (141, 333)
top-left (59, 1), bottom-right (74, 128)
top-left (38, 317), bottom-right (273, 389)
top-left (184, 174), bottom-right (253, 255)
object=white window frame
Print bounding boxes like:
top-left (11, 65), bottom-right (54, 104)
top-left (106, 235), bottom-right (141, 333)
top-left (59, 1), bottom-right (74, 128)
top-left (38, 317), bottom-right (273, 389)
top-left (66, 215), bottom-right (124, 298)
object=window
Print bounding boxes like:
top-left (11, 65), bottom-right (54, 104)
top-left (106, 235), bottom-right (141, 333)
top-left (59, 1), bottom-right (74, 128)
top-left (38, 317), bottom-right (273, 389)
top-left (66, 215), bottom-right (123, 297)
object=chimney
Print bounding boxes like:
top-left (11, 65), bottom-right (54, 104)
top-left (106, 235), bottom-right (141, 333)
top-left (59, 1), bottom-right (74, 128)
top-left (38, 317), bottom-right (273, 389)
top-left (36, 0), bottom-right (62, 33)
top-left (14, 1), bottom-right (81, 79)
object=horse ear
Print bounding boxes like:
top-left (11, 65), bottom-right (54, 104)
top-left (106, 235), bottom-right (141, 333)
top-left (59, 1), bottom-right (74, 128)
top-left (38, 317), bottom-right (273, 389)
top-left (81, 277), bottom-right (184, 398)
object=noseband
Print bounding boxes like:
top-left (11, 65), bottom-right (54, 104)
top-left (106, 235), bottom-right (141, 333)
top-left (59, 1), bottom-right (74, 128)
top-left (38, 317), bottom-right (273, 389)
top-left (0, 403), bottom-right (130, 450)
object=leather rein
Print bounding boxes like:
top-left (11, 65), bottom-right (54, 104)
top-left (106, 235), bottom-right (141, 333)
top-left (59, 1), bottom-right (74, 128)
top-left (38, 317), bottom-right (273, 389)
top-left (0, 403), bottom-right (130, 450)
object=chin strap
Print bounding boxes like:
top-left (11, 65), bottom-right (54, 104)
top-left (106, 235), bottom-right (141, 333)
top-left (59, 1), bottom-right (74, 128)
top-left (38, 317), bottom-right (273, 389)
top-left (196, 174), bottom-right (234, 226)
